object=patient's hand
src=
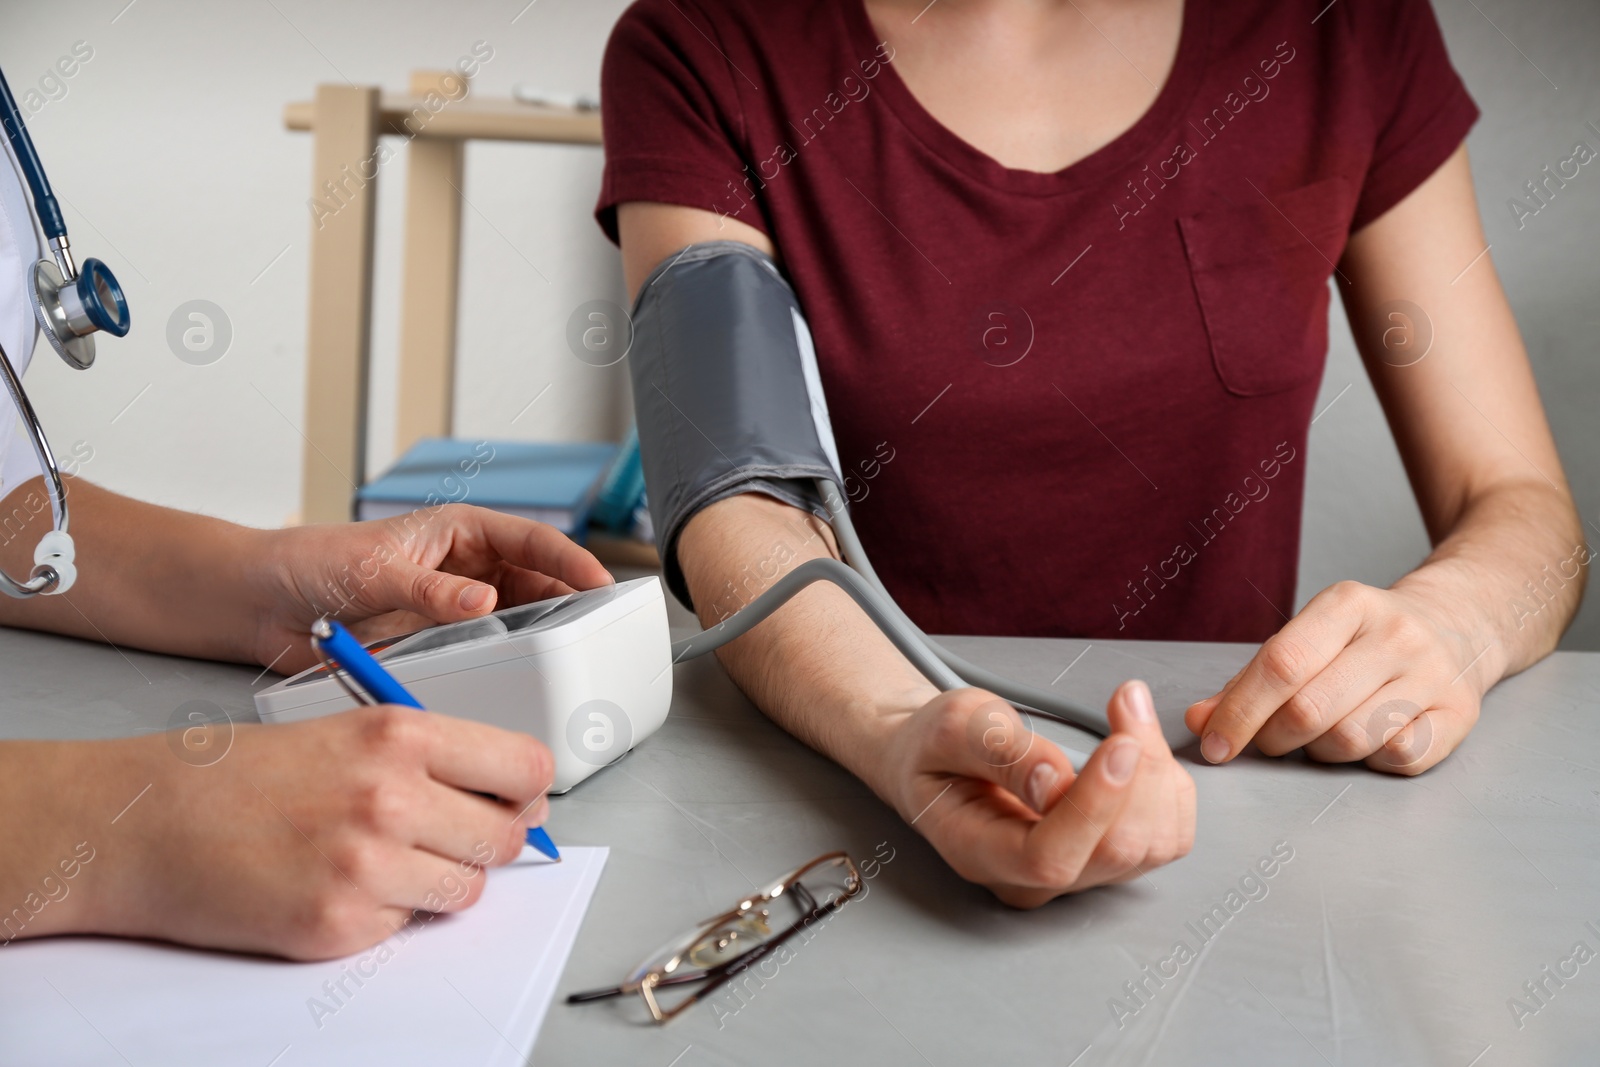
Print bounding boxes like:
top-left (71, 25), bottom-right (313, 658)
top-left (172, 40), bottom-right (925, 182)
top-left (1183, 580), bottom-right (1495, 775)
top-left (250, 504), bottom-right (615, 674)
top-left (873, 681), bottom-right (1195, 907)
top-left (6, 707), bottom-right (553, 960)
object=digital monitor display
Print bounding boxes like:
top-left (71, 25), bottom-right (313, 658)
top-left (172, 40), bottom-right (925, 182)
top-left (287, 585), bottom-right (627, 688)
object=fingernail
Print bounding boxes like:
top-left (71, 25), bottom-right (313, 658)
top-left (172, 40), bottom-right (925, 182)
top-left (1201, 731), bottom-right (1230, 764)
top-left (458, 584), bottom-right (492, 612)
top-left (1026, 763), bottom-right (1059, 813)
top-left (1128, 681), bottom-right (1155, 723)
top-left (1105, 739), bottom-right (1139, 783)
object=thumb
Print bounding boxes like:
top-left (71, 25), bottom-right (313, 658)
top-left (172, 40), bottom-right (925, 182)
top-left (942, 694), bottom-right (1078, 816)
top-left (370, 559), bottom-right (499, 622)
top-left (1012, 681), bottom-right (1161, 819)
top-left (1110, 679), bottom-right (1169, 748)
top-left (1185, 667), bottom-right (1243, 735)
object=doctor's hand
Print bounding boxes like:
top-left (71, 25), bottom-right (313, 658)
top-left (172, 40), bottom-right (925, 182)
top-left (873, 681), bottom-right (1195, 907)
top-left (250, 504), bottom-right (614, 674)
top-left (1183, 580), bottom-right (1496, 775)
top-left (45, 706), bottom-right (554, 960)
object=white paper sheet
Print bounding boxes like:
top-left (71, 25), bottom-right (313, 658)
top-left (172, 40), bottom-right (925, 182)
top-left (0, 846), bottom-right (607, 1067)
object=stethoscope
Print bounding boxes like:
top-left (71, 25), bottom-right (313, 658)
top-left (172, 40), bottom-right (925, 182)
top-left (0, 63), bottom-right (129, 597)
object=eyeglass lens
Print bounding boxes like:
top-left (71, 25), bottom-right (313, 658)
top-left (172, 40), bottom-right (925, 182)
top-left (627, 855), bottom-right (859, 1011)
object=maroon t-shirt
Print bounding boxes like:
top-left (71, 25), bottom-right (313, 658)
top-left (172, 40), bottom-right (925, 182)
top-left (596, 0), bottom-right (1478, 642)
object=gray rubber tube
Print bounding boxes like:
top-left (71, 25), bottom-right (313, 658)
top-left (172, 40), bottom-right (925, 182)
top-left (671, 556), bottom-right (1091, 770)
top-left (670, 557), bottom-right (963, 688)
top-left (815, 480), bottom-right (1111, 738)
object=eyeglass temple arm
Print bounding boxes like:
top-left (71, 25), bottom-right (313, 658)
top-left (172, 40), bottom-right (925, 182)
top-left (565, 985), bottom-right (628, 1003)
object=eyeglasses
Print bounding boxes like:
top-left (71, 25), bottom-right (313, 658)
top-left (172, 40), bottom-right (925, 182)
top-left (566, 851), bottom-right (862, 1023)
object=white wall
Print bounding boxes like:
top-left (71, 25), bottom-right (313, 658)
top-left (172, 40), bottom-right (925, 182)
top-left (4, 1), bottom-right (1597, 648)
top-left (3, 0), bottom-right (634, 531)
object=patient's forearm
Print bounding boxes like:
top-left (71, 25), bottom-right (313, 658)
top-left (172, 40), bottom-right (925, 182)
top-left (676, 494), bottom-right (939, 788)
top-left (0, 476), bottom-right (265, 662)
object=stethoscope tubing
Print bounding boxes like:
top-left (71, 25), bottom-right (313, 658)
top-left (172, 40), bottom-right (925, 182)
top-left (0, 338), bottom-right (70, 596)
top-left (0, 65), bottom-right (67, 245)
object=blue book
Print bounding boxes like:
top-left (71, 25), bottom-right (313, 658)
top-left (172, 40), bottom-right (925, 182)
top-left (356, 438), bottom-right (618, 537)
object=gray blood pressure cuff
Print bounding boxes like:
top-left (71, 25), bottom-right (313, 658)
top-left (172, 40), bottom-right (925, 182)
top-left (627, 241), bottom-right (843, 609)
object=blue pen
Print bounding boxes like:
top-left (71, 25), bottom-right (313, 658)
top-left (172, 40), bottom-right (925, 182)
top-left (310, 619), bottom-right (561, 862)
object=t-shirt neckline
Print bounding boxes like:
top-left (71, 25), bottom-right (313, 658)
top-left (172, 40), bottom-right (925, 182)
top-left (842, 0), bottom-right (1212, 197)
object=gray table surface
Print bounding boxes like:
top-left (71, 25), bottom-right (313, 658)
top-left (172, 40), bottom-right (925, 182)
top-left (3, 623), bottom-right (1598, 1067)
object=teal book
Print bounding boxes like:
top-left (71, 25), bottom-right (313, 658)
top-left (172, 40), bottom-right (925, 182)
top-left (356, 438), bottom-right (619, 536)
top-left (590, 425), bottom-right (645, 533)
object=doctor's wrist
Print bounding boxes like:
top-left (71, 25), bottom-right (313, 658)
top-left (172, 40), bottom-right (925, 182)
top-left (237, 522), bottom-right (336, 665)
top-left (212, 523), bottom-right (288, 666)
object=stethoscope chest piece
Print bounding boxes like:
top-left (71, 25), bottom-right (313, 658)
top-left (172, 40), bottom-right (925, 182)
top-left (30, 256), bottom-right (129, 371)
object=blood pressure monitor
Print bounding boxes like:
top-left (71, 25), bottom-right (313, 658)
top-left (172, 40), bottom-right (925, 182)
top-left (254, 576), bottom-right (673, 793)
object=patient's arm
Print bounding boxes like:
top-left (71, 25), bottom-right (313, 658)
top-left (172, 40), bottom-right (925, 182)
top-left (1187, 145), bottom-right (1584, 774)
top-left (619, 202), bottom-right (1196, 904)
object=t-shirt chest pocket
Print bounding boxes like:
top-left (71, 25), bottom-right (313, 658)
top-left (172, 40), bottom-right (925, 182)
top-left (1178, 176), bottom-right (1352, 397)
